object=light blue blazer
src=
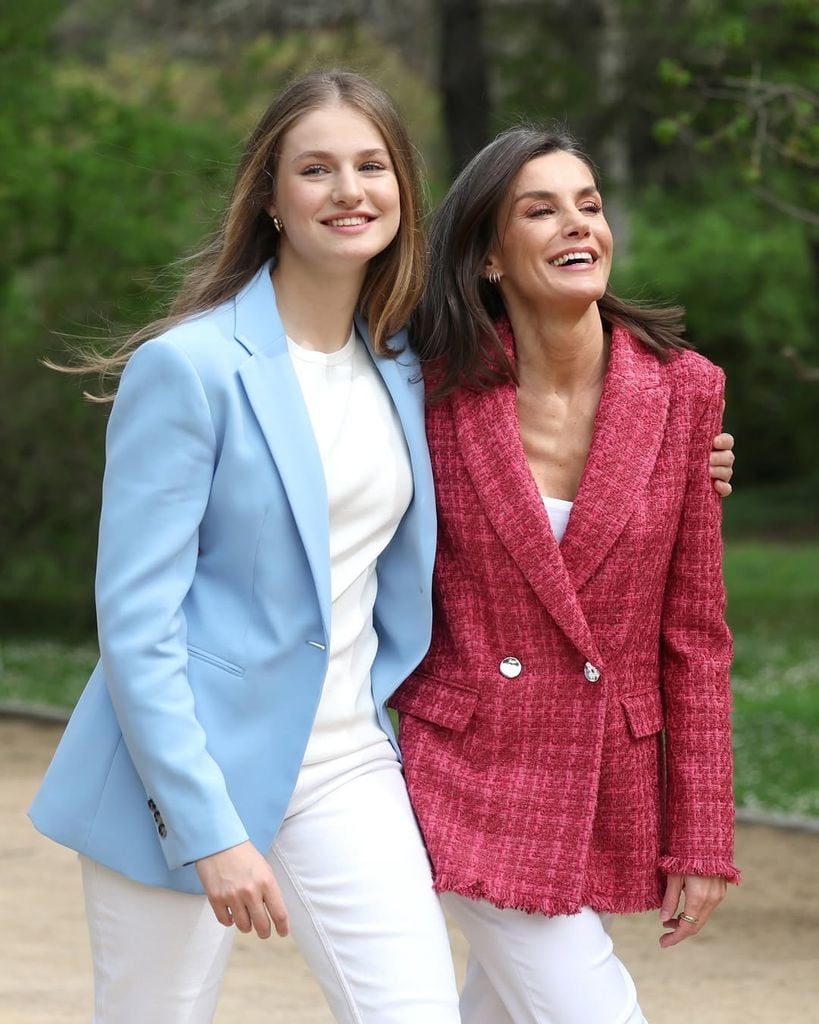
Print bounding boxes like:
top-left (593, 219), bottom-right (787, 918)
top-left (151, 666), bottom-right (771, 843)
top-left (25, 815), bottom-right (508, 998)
top-left (29, 263), bottom-right (437, 894)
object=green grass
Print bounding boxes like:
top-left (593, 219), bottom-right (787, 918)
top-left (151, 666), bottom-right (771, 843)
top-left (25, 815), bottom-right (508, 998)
top-left (1, 542), bottom-right (817, 818)
top-left (722, 476), bottom-right (819, 541)
top-left (0, 640), bottom-right (97, 710)
top-left (724, 541), bottom-right (819, 818)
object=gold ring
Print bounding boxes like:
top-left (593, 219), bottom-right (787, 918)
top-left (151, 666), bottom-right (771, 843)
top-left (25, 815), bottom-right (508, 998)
top-left (679, 912), bottom-right (699, 925)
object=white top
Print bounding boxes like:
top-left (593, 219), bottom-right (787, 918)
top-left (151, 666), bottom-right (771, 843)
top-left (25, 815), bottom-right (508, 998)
top-left (541, 494), bottom-right (574, 544)
top-left (287, 328), bottom-right (413, 764)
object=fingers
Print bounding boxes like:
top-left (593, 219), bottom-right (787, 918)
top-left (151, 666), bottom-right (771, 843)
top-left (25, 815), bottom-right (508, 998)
top-left (264, 881), bottom-right (290, 938)
top-left (659, 873), bottom-right (683, 924)
top-left (709, 448), bottom-right (735, 475)
top-left (660, 875), bottom-right (727, 948)
top-left (208, 897), bottom-right (235, 929)
top-left (709, 434), bottom-right (734, 497)
top-left (196, 842), bottom-right (289, 940)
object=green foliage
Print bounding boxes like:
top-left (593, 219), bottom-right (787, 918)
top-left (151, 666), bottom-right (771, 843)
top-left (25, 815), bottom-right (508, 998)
top-left (0, 6), bottom-right (442, 632)
top-left (724, 542), bottom-right (819, 818)
top-left (653, 0), bottom-right (819, 222)
top-left (614, 184), bottom-right (819, 482)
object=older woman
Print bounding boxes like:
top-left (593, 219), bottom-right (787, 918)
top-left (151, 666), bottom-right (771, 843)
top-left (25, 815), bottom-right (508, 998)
top-left (392, 125), bottom-right (739, 1023)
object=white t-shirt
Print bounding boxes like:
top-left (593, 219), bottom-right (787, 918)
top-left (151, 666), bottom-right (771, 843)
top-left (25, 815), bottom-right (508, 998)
top-left (287, 328), bottom-right (413, 764)
top-left (541, 494), bottom-right (574, 544)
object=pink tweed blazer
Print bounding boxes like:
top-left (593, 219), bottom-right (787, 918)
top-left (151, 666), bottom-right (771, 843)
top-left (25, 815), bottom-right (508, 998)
top-left (391, 323), bottom-right (739, 916)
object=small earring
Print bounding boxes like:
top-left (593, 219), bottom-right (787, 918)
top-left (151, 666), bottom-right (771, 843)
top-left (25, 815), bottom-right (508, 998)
top-left (488, 269), bottom-right (502, 286)
top-left (272, 215), bottom-right (284, 233)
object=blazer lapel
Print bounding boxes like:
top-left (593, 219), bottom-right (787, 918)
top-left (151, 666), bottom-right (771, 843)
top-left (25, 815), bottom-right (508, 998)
top-left (451, 380), bottom-right (601, 665)
top-left (233, 265), bottom-right (332, 637)
top-left (353, 314), bottom-right (434, 513)
top-left (560, 326), bottom-right (669, 592)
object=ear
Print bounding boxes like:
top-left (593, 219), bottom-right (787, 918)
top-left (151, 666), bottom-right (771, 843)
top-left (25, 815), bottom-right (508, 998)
top-left (484, 254), bottom-right (503, 280)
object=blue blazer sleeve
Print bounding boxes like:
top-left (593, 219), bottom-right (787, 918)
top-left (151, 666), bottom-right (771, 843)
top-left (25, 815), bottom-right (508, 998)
top-left (95, 337), bottom-right (248, 869)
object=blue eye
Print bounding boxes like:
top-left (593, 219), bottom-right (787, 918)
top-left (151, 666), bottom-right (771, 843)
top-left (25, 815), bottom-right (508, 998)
top-left (301, 165), bottom-right (327, 176)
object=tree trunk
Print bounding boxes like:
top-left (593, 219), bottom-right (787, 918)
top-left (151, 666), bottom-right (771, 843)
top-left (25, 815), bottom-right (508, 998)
top-left (596, 0), bottom-right (631, 260)
top-left (439, 0), bottom-right (490, 178)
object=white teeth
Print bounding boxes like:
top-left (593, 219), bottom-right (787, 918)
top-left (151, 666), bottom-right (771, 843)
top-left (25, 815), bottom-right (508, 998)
top-left (327, 216), bottom-right (369, 227)
top-left (549, 251), bottom-right (594, 266)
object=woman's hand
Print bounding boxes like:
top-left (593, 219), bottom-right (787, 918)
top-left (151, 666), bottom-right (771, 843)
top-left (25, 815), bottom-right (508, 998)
top-left (709, 430), bottom-right (735, 497)
top-left (659, 873), bottom-right (726, 948)
top-left (196, 840), bottom-right (289, 939)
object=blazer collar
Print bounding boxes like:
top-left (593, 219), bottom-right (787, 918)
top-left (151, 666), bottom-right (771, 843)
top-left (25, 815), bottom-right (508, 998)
top-left (231, 263), bottom-right (429, 638)
top-left (233, 263), bottom-right (331, 635)
top-left (451, 320), bottom-right (668, 662)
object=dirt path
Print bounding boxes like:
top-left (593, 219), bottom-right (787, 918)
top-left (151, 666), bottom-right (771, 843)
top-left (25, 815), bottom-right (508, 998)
top-left (1, 718), bottom-right (816, 1023)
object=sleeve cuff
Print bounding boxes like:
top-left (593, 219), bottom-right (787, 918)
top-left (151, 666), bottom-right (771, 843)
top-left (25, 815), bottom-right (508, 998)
top-left (658, 854), bottom-right (741, 885)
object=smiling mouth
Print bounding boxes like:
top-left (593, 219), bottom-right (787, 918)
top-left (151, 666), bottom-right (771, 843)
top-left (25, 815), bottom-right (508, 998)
top-left (324, 215), bottom-right (373, 227)
top-left (548, 251), bottom-right (596, 267)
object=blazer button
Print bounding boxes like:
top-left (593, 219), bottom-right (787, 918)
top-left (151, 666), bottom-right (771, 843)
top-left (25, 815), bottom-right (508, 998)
top-left (147, 798), bottom-right (156, 811)
top-left (499, 657), bottom-right (522, 679)
top-left (584, 661), bottom-right (601, 683)
top-left (157, 823), bottom-right (167, 839)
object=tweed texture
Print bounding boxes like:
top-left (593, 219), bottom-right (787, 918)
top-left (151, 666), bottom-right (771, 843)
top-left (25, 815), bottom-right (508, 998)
top-left (391, 324), bottom-right (739, 917)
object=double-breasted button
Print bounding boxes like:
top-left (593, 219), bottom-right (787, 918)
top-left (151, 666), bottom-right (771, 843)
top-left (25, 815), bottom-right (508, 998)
top-left (584, 661), bottom-right (601, 683)
top-left (499, 657), bottom-right (522, 679)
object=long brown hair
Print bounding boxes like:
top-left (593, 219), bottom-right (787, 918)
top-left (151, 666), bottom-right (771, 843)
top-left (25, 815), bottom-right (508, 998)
top-left (60, 70), bottom-right (426, 400)
top-left (411, 123), bottom-right (691, 401)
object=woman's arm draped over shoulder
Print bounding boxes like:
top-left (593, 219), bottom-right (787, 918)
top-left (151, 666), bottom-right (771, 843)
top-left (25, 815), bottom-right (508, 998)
top-left (95, 339), bottom-right (248, 870)
top-left (658, 367), bottom-right (740, 885)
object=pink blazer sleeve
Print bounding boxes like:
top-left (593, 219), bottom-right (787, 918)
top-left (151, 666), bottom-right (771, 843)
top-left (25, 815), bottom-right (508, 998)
top-left (659, 367), bottom-right (740, 883)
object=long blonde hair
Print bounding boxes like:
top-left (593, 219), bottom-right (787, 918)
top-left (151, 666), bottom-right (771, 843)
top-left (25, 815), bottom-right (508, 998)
top-left (62, 70), bottom-right (426, 400)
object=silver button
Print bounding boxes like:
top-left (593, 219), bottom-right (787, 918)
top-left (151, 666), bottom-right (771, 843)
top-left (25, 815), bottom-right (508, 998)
top-left (499, 657), bottom-right (522, 679)
top-left (584, 661), bottom-right (601, 683)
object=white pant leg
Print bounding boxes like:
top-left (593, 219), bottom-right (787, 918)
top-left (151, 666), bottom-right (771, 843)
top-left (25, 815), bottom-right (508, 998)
top-left (81, 855), bottom-right (235, 1024)
top-left (459, 951), bottom-right (515, 1024)
top-left (268, 744), bottom-right (460, 1024)
top-left (443, 893), bottom-right (647, 1024)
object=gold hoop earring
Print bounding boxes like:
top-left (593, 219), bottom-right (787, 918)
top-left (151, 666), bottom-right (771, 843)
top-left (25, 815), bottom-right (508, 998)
top-left (272, 216), bottom-right (284, 233)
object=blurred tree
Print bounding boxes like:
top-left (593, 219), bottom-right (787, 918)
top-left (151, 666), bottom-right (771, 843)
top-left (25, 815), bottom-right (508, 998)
top-left (0, 1), bottom-right (443, 635)
top-left (438, 0), bottom-right (491, 175)
top-left (653, 0), bottom-right (819, 280)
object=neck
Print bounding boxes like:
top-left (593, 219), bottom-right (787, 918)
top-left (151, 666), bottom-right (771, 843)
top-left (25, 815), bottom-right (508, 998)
top-left (506, 299), bottom-right (607, 394)
top-left (272, 252), bottom-right (366, 353)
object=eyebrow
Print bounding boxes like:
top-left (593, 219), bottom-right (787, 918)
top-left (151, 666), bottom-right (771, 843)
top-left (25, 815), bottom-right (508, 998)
top-left (290, 148), bottom-right (389, 163)
top-left (514, 186), bottom-right (600, 203)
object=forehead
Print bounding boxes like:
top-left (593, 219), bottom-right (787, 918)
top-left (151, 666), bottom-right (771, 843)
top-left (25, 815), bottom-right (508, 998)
top-left (280, 103), bottom-right (387, 156)
top-left (511, 151), bottom-right (597, 198)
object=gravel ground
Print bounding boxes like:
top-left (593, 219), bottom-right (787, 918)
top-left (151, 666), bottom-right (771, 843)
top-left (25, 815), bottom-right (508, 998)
top-left (2, 718), bottom-right (816, 1023)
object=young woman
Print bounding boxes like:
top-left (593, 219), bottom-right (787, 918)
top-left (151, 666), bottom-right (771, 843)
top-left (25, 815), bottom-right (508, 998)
top-left (29, 70), bottom-right (462, 1024)
top-left (30, 74), bottom-right (734, 1022)
top-left (392, 125), bottom-right (740, 1024)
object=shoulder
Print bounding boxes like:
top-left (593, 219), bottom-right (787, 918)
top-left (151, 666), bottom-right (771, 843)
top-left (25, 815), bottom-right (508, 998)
top-left (661, 347), bottom-right (725, 395)
top-left (123, 300), bottom-right (246, 398)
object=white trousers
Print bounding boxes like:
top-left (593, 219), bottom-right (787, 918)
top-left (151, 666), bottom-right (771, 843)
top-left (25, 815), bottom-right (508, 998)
top-left (81, 741), bottom-right (646, 1024)
top-left (448, 894), bottom-right (648, 1024)
top-left (81, 741), bottom-right (461, 1024)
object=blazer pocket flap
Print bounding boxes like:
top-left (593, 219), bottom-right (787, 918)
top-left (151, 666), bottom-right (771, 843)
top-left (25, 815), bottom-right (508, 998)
top-left (621, 689), bottom-right (665, 738)
top-left (389, 673), bottom-right (478, 732)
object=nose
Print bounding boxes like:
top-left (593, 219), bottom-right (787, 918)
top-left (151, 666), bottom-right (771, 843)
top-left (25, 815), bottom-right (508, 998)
top-left (563, 210), bottom-right (591, 239)
top-left (332, 166), bottom-right (365, 206)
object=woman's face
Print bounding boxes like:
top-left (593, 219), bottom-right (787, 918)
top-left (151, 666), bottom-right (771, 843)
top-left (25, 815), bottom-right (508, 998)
top-left (270, 103), bottom-right (401, 274)
top-left (488, 151), bottom-right (613, 312)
